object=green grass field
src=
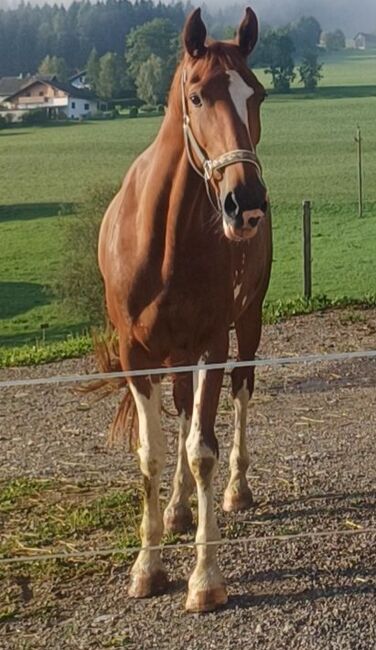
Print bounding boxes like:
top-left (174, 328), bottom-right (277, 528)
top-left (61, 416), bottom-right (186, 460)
top-left (1, 50), bottom-right (376, 349)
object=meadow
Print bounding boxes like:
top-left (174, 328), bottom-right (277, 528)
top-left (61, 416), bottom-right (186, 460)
top-left (1, 50), bottom-right (376, 351)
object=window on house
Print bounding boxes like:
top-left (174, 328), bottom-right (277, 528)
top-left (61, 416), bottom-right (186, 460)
top-left (71, 101), bottom-right (76, 109)
top-left (39, 91), bottom-right (44, 96)
top-left (84, 103), bottom-right (89, 110)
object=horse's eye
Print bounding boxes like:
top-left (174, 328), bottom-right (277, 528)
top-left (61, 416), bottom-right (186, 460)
top-left (190, 94), bottom-right (202, 107)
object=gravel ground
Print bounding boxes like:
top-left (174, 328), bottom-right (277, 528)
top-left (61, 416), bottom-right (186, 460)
top-left (1, 307), bottom-right (376, 649)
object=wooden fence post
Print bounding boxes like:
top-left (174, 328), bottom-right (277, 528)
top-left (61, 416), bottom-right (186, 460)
top-left (355, 126), bottom-right (363, 218)
top-left (302, 200), bottom-right (312, 300)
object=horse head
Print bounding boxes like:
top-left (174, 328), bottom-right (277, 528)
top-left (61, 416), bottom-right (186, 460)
top-left (181, 7), bottom-right (268, 241)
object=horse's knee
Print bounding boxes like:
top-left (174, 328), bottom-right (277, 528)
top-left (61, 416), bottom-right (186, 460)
top-left (138, 447), bottom-right (166, 481)
top-left (186, 440), bottom-right (218, 486)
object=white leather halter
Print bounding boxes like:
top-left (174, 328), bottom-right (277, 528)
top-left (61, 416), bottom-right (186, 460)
top-left (181, 69), bottom-right (265, 214)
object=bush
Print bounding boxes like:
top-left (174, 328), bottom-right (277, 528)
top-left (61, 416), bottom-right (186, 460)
top-left (129, 106), bottom-right (138, 117)
top-left (53, 182), bottom-right (119, 327)
top-left (21, 109), bottom-right (49, 125)
top-left (91, 110), bottom-right (117, 121)
top-left (139, 104), bottom-right (157, 113)
top-left (157, 104), bottom-right (165, 114)
top-left (0, 115), bottom-right (6, 129)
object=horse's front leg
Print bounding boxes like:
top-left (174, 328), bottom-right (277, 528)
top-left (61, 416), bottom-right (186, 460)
top-left (223, 304), bottom-right (262, 512)
top-left (185, 339), bottom-right (228, 613)
top-left (127, 375), bottom-right (168, 597)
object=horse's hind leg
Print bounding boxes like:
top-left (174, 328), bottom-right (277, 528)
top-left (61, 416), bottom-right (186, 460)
top-left (164, 373), bottom-right (194, 533)
top-left (126, 372), bottom-right (168, 598)
top-left (223, 304), bottom-right (262, 513)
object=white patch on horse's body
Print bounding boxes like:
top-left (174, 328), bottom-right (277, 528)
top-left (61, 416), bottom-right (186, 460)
top-left (234, 283), bottom-right (242, 300)
top-left (226, 70), bottom-right (254, 137)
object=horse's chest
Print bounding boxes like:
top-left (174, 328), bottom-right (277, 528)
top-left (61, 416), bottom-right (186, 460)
top-left (232, 253), bottom-right (254, 313)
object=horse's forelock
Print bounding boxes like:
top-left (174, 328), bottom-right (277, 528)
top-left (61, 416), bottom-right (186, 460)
top-left (168, 40), bottom-right (251, 114)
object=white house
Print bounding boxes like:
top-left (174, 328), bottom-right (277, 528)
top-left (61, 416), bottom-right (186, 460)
top-left (2, 77), bottom-right (99, 119)
top-left (354, 32), bottom-right (376, 50)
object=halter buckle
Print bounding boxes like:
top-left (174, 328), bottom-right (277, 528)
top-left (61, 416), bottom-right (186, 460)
top-left (203, 160), bottom-right (213, 180)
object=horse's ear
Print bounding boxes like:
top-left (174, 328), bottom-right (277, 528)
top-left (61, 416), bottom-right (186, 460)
top-left (236, 7), bottom-right (259, 57)
top-left (183, 8), bottom-right (207, 58)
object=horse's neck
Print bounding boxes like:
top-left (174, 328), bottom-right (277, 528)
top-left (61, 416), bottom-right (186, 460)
top-left (142, 109), bottom-right (212, 275)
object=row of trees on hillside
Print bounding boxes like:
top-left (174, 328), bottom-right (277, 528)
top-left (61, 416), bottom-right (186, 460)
top-left (1, 2), bottom-right (349, 102)
top-left (0, 0), bottom-right (347, 82)
top-left (0, 0), bottom-right (186, 77)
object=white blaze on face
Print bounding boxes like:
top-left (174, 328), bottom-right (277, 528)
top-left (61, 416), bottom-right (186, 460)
top-left (226, 70), bottom-right (254, 139)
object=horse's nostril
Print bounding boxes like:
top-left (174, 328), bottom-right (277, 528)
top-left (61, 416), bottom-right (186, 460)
top-left (224, 192), bottom-right (238, 218)
top-left (248, 217), bottom-right (260, 228)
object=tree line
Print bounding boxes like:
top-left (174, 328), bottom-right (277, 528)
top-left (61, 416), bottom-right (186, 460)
top-left (0, 1), bottom-right (347, 103)
top-left (0, 0), bottom-right (186, 77)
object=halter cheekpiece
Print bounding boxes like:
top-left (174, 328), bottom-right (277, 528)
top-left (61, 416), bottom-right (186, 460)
top-left (181, 68), bottom-right (265, 214)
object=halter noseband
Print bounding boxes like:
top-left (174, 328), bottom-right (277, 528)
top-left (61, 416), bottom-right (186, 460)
top-left (181, 69), bottom-right (265, 214)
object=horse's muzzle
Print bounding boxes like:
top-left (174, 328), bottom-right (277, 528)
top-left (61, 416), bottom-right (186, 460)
top-left (221, 187), bottom-right (267, 241)
top-left (223, 208), bottom-right (266, 241)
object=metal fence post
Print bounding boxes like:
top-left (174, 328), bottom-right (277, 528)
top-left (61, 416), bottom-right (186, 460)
top-left (355, 126), bottom-right (363, 218)
top-left (302, 200), bottom-right (312, 300)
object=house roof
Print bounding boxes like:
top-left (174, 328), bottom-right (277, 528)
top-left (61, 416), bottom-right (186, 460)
top-left (0, 76), bottom-right (29, 97)
top-left (354, 32), bottom-right (376, 41)
top-left (69, 70), bottom-right (87, 82)
top-left (50, 79), bottom-right (97, 100)
top-left (4, 77), bottom-right (98, 102)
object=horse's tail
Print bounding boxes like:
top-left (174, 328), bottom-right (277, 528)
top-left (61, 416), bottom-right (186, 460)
top-left (80, 324), bottom-right (139, 450)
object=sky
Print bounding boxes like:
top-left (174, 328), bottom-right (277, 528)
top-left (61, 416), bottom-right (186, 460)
top-left (209, 0), bottom-right (376, 35)
top-left (1, 0), bottom-right (376, 36)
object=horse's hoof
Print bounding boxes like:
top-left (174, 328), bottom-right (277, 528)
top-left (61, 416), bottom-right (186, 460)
top-left (223, 487), bottom-right (253, 512)
top-left (128, 569), bottom-right (169, 598)
top-left (185, 585), bottom-right (228, 613)
top-left (164, 504), bottom-right (193, 534)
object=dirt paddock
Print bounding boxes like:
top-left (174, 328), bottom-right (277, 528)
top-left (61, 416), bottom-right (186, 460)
top-left (1, 307), bottom-right (376, 649)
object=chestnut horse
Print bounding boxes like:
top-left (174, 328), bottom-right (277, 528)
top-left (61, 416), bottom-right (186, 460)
top-left (98, 7), bottom-right (272, 612)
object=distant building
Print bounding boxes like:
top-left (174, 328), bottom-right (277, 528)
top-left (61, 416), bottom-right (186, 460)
top-left (1, 77), bottom-right (99, 119)
top-left (354, 32), bottom-right (376, 50)
top-left (69, 70), bottom-right (90, 90)
top-left (0, 75), bottom-right (32, 103)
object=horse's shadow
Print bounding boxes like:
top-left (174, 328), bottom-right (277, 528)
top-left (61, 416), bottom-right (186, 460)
top-left (166, 489), bottom-right (376, 609)
top-left (228, 581), bottom-right (375, 610)
top-left (251, 489), bottom-right (376, 524)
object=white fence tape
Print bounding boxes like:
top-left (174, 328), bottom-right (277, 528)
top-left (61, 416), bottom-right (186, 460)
top-left (1, 349), bottom-right (375, 389)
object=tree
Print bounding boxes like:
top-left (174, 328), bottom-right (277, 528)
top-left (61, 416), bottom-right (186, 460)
top-left (299, 51), bottom-right (323, 91)
top-left (125, 18), bottom-right (179, 97)
top-left (96, 52), bottom-right (123, 99)
top-left (86, 47), bottom-right (100, 91)
top-left (38, 55), bottom-right (69, 82)
top-left (322, 30), bottom-right (346, 52)
top-left (135, 54), bottom-right (164, 105)
top-left (264, 31), bottom-right (296, 93)
top-left (290, 16), bottom-right (322, 54)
